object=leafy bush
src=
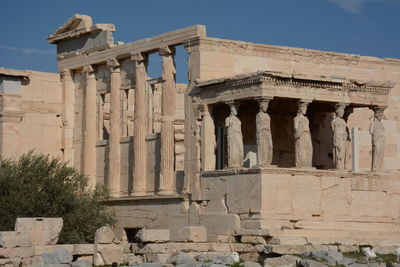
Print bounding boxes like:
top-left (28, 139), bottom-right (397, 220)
top-left (0, 151), bottom-right (115, 244)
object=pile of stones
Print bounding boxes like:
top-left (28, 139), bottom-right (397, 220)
top-left (125, 248), bottom-right (400, 267)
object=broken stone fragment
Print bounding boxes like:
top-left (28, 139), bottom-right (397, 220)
top-left (41, 248), bottom-right (73, 264)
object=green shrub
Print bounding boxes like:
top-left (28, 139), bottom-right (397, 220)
top-left (0, 151), bottom-right (115, 244)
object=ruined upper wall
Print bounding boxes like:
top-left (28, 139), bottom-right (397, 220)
top-left (48, 15), bottom-right (206, 72)
top-left (185, 36), bottom-right (400, 82)
top-left (48, 14), bottom-right (115, 56)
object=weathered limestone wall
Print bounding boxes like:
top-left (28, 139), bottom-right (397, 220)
top-left (0, 69), bottom-right (62, 159)
top-left (191, 37), bottom-right (400, 171)
top-left (201, 171), bottom-right (400, 245)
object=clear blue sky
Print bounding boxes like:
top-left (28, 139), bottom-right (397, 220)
top-left (1, 0), bottom-right (399, 79)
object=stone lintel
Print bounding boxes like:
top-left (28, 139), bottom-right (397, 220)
top-left (57, 25), bottom-right (206, 71)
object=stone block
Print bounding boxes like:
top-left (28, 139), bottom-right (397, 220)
top-left (179, 226), bottom-right (207, 242)
top-left (145, 253), bottom-right (171, 263)
top-left (123, 253), bottom-right (142, 264)
top-left (226, 174), bottom-right (262, 214)
top-left (240, 235), bottom-right (266, 245)
top-left (0, 247), bottom-right (35, 258)
top-left (210, 243), bottom-right (231, 252)
top-left (0, 231), bottom-right (30, 248)
top-left (258, 244), bottom-right (313, 255)
top-left (264, 255), bottom-right (301, 267)
top-left (22, 255), bottom-right (44, 267)
top-left (303, 250), bottom-right (343, 266)
top-left (71, 260), bottom-right (92, 267)
top-left (199, 214), bottom-right (240, 241)
top-left (372, 246), bottom-right (396, 254)
top-left (268, 237), bottom-right (308, 245)
top-left (73, 244), bottom-right (94, 255)
top-left (15, 218), bottom-right (63, 246)
top-left (242, 261), bottom-right (261, 267)
top-left (136, 229), bottom-right (170, 243)
top-left (95, 225), bottom-right (119, 244)
top-left (338, 245), bottom-right (359, 253)
top-left (41, 248), bottom-right (73, 264)
top-left (0, 257), bottom-right (22, 267)
top-left (93, 252), bottom-right (105, 266)
top-left (167, 252), bottom-right (195, 265)
top-left (34, 245), bottom-right (74, 256)
top-left (230, 243), bottom-right (256, 252)
top-left (96, 244), bottom-right (124, 265)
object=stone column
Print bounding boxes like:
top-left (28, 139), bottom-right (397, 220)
top-left (369, 106), bottom-right (386, 171)
top-left (226, 102), bottom-right (243, 168)
top-left (294, 100), bottom-right (313, 168)
top-left (158, 46), bottom-right (176, 195)
top-left (131, 53), bottom-right (148, 196)
top-left (351, 127), bottom-right (359, 172)
top-left (331, 103), bottom-right (348, 170)
top-left (60, 69), bottom-right (75, 165)
top-left (200, 104), bottom-right (216, 171)
top-left (107, 58), bottom-right (121, 197)
top-left (256, 97), bottom-right (273, 167)
top-left (82, 65), bottom-right (97, 187)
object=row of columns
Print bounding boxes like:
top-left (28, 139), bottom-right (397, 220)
top-left (202, 98), bottom-right (386, 172)
top-left (61, 46), bottom-right (178, 197)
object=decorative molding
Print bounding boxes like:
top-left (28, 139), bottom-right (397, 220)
top-left (201, 167), bottom-right (392, 179)
top-left (197, 72), bottom-right (393, 96)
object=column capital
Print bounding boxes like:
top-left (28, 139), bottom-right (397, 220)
top-left (335, 102), bottom-right (348, 109)
top-left (82, 65), bottom-right (94, 75)
top-left (107, 58), bottom-right (120, 73)
top-left (298, 99), bottom-right (313, 105)
top-left (130, 52), bottom-right (146, 63)
top-left (159, 45), bottom-right (175, 57)
top-left (199, 104), bottom-right (211, 117)
top-left (370, 105), bottom-right (387, 112)
top-left (60, 69), bottom-right (72, 80)
top-left (256, 96), bottom-right (273, 104)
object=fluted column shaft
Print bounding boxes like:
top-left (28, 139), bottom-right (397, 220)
top-left (200, 105), bottom-right (216, 171)
top-left (158, 46), bottom-right (176, 195)
top-left (108, 59), bottom-right (121, 197)
top-left (83, 65), bottom-right (97, 187)
top-left (131, 53), bottom-right (148, 196)
top-left (60, 69), bottom-right (75, 166)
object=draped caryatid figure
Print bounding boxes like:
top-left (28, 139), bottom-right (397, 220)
top-left (331, 104), bottom-right (348, 170)
top-left (256, 98), bottom-right (273, 167)
top-left (370, 107), bottom-right (385, 171)
top-left (225, 102), bottom-right (243, 168)
top-left (294, 101), bottom-right (313, 168)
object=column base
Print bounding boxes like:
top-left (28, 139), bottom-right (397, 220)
top-left (157, 189), bottom-right (176, 196)
top-left (130, 190), bottom-right (152, 197)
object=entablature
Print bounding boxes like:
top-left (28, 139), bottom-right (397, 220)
top-left (195, 71), bottom-right (394, 107)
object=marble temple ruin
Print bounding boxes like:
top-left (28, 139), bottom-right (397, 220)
top-left (1, 14), bottom-right (400, 247)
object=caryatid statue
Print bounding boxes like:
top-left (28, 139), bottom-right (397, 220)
top-left (370, 107), bottom-right (386, 171)
top-left (331, 104), bottom-right (348, 170)
top-left (256, 98), bottom-right (273, 166)
top-left (225, 102), bottom-right (243, 168)
top-left (294, 101), bottom-right (313, 168)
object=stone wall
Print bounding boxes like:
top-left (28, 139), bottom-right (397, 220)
top-left (0, 69), bottom-right (62, 159)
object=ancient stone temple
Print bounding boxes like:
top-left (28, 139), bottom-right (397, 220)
top-left (1, 14), bottom-right (400, 247)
